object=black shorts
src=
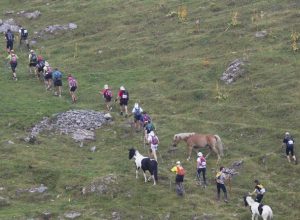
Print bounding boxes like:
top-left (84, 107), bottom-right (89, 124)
top-left (44, 73), bottom-right (52, 80)
top-left (176, 175), bottom-right (184, 183)
top-left (29, 63), bottom-right (37, 67)
top-left (286, 146), bottom-right (294, 156)
top-left (6, 41), bottom-right (13, 50)
top-left (10, 62), bottom-right (17, 72)
top-left (134, 114), bottom-right (142, 122)
top-left (70, 86), bottom-right (77, 92)
top-left (54, 80), bottom-right (62, 87)
top-left (120, 99), bottom-right (128, 106)
top-left (37, 66), bottom-right (44, 72)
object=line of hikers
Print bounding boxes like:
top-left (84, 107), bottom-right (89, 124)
top-left (4, 28), bottom-right (78, 103)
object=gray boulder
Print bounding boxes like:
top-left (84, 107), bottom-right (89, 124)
top-left (220, 59), bottom-right (245, 84)
top-left (0, 18), bottom-right (19, 33)
top-left (82, 174), bottom-right (118, 195)
top-left (255, 30), bottom-right (268, 38)
top-left (64, 211), bottom-right (81, 219)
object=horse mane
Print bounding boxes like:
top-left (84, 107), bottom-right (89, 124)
top-left (128, 148), bottom-right (136, 160)
top-left (173, 132), bottom-right (195, 141)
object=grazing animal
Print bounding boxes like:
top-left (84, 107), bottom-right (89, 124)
top-left (128, 148), bottom-right (158, 185)
top-left (172, 133), bottom-right (224, 162)
top-left (243, 195), bottom-right (273, 220)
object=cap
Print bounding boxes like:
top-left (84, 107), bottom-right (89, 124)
top-left (197, 152), bottom-right (203, 157)
top-left (45, 61), bottom-right (49, 67)
top-left (285, 132), bottom-right (290, 136)
top-left (149, 131), bottom-right (155, 136)
top-left (254, 179), bottom-right (259, 184)
top-left (30, 49), bottom-right (34, 53)
top-left (134, 103), bottom-right (139, 108)
top-left (104, 84), bottom-right (108, 89)
top-left (120, 86), bottom-right (125, 90)
top-left (176, 161), bottom-right (181, 165)
top-left (10, 50), bottom-right (14, 53)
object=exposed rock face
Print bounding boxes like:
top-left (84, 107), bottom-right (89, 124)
top-left (255, 30), bottom-right (268, 38)
top-left (16, 184), bottom-right (48, 196)
top-left (17, 10), bottom-right (41, 19)
top-left (0, 18), bottom-right (19, 33)
top-left (29, 110), bottom-right (112, 142)
top-left (64, 211), bottom-right (81, 219)
top-left (82, 174), bottom-right (118, 196)
top-left (220, 59), bottom-right (245, 84)
top-left (43, 23), bottom-right (78, 33)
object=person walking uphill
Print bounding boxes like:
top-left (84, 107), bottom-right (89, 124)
top-left (115, 86), bottom-right (129, 117)
top-left (100, 84), bottom-right (113, 111)
top-left (215, 166), bottom-right (228, 203)
top-left (147, 131), bottom-right (159, 161)
top-left (249, 179), bottom-right (266, 203)
top-left (28, 50), bottom-right (38, 74)
top-left (67, 74), bottom-right (78, 103)
top-left (52, 68), bottom-right (63, 97)
top-left (5, 29), bottom-right (14, 52)
top-left (18, 26), bottom-right (29, 50)
top-left (171, 161), bottom-right (186, 196)
top-left (132, 103), bottom-right (143, 131)
top-left (196, 152), bottom-right (207, 187)
top-left (282, 132), bottom-right (297, 164)
top-left (6, 50), bottom-right (18, 81)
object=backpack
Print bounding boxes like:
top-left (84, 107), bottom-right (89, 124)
top-left (143, 114), bottom-right (151, 123)
top-left (121, 90), bottom-right (128, 100)
top-left (21, 28), bottom-right (28, 38)
top-left (11, 55), bottom-right (17, 63)
top-left (7, 32), bottom-right (13, 41)
top-left (30, 53), bottom-right (37, 63)
top-left (53, 71), bottom-right (62, 80)
top-left (215, 172), bottom-right (222, 181)
top-left (151, 135), bottom-right (159, 145)
top-left (69, 78), bottom-right (77, 87)
top-left (177, 166), bottom-right (185, 176)
top-left (287, 139), bottom-right (294, 147)
top-left (104, 89), bottom-right (112, 98)
top-left (134, 107), bottom-right (142, 117)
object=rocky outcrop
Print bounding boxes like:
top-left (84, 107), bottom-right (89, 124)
top-left (82, 174), bottom-right (118, 196)
top-left (0, 18), bottom-right (19, 33)
top-left (220, 59), bottom-right (246, 84)
top-left (28, 110), bottom-right (112, 142)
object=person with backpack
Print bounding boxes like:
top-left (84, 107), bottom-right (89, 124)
top-left (282, 132), bottom-right (297, 164)
top-left (18, 26), bottom-right (29, 50)
top-left (132, 103), bottom-right (143, 131)
top-left (52, 68), bottom-right (63, 97)
top-left (141, 111), bottom-right (151, 127)
top-left (6, 50), bottom-right (18, 80)
top-left (67, 74), bottom-right (78, 103)
top-left (215, 166), bottom-right (228, 203)
top-left (171, 161), bottom-right (186, 196)
top-left (196, 152), bottom-right (207, 187)
top-left (28, 50), bottom-right (38, 74)
top-left (43, 61), bottom-right (53, 90)
top-left (35, 55), bottom-right (45, 80)
top-left (115, 86), bottom-right (129, 117)
top-left (5, 29), bottom-right (14, 52)
top-left (100, 84), bottom-right (113, 111)
top-left (147, 131), bottom-right (159, 161)
top-left (249, 179), bottom-right (266, 203)
top-left (144, 120), bottom-right (155, 142)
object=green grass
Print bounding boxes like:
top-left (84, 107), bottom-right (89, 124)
top-left (0, 0), bottom-right (299, 219)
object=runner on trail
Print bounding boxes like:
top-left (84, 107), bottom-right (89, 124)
top-left (282, 132), bottom-right (297, 164)
top-left (132, 103), bottom-right (143, 131)
top-left (196, 152), bottom-right (207, 187)
top-left (52, 68), bottom-right (63, 97)
top-left (171, 161), bottom-right (186, 196)
top-left (18, 26), bottom-right (29, 50)
top-left (147, 131), bottom-right (159, 161)
top-left (28, 50), bottom-right (38, 74)
top-left (5, 29), bottom-right (14, 52)
top-left (67, 74), bottom-right (78, 103)
top-left (6, 50), bottom-right (18, 81)
top-left (215, 166), bottom-right (228, 203)
top-left (43, 61), bottom-right (53, 90)
top-left (115, 86), bottom-right (129, 117)
top-left (100, 84), bottom-right (113, 111)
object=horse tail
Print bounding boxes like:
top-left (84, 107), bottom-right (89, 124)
top-left (152, 160), bottom-right (158, 181)
top-left (214, 135), bottom-right (224, 157)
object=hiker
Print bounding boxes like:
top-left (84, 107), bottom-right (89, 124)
top-left (171, 161), bottom-right (186, 196)
top-left (115, 86), bottom-right (129, 117)
top-left (100, 84), bottom-right (113, 111)
top-left (249, 179), bottom-right (266, 203)
top-left (67, 74), bottom-right (78, 103)
top-left (52, 68), bottom-right (63, 97)
top-left (43, 61), bottom-right (53, 90)
top-left (28, 50), bottom-right (38, 74)
top-left (141, 111), bottom-right (151, 127)
top-left (147, 131), bottom-right (159, 161)
top-left (282, 132), bottom-right (297, 164)
top-left (144, 120), bottom-right (155, 142)
top-left (18, 26), bottom-right (29, 49)
top-left (6, 50), bottom-right (18, 80)
top-left (132, 103), bottom-right (143, 131)
top-left (5, 29), bottom-right (14, 52)
top-left (215, 166), bottom-right (228, 203)
top-left (35, 55), bottom-right (45, 80)
top-left (196, 152), bottom-right (207, 187)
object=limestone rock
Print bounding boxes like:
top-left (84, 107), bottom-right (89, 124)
top-left (255, 30), bottom-right (268, 38)
top-left (82, 174), bottom-right (118, 195)
top-left (64, 211), bottom-right (81, 219)
top-left (220, 59), bottom-right (245, 84)
top-left (0, 18), bottom-right (19, 33)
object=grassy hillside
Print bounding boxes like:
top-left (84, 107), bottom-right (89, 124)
top-left (0, 0), bottom-right (299, 219)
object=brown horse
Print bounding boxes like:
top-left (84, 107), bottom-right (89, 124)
top-left (172, 133), bottom-right (224, 162)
